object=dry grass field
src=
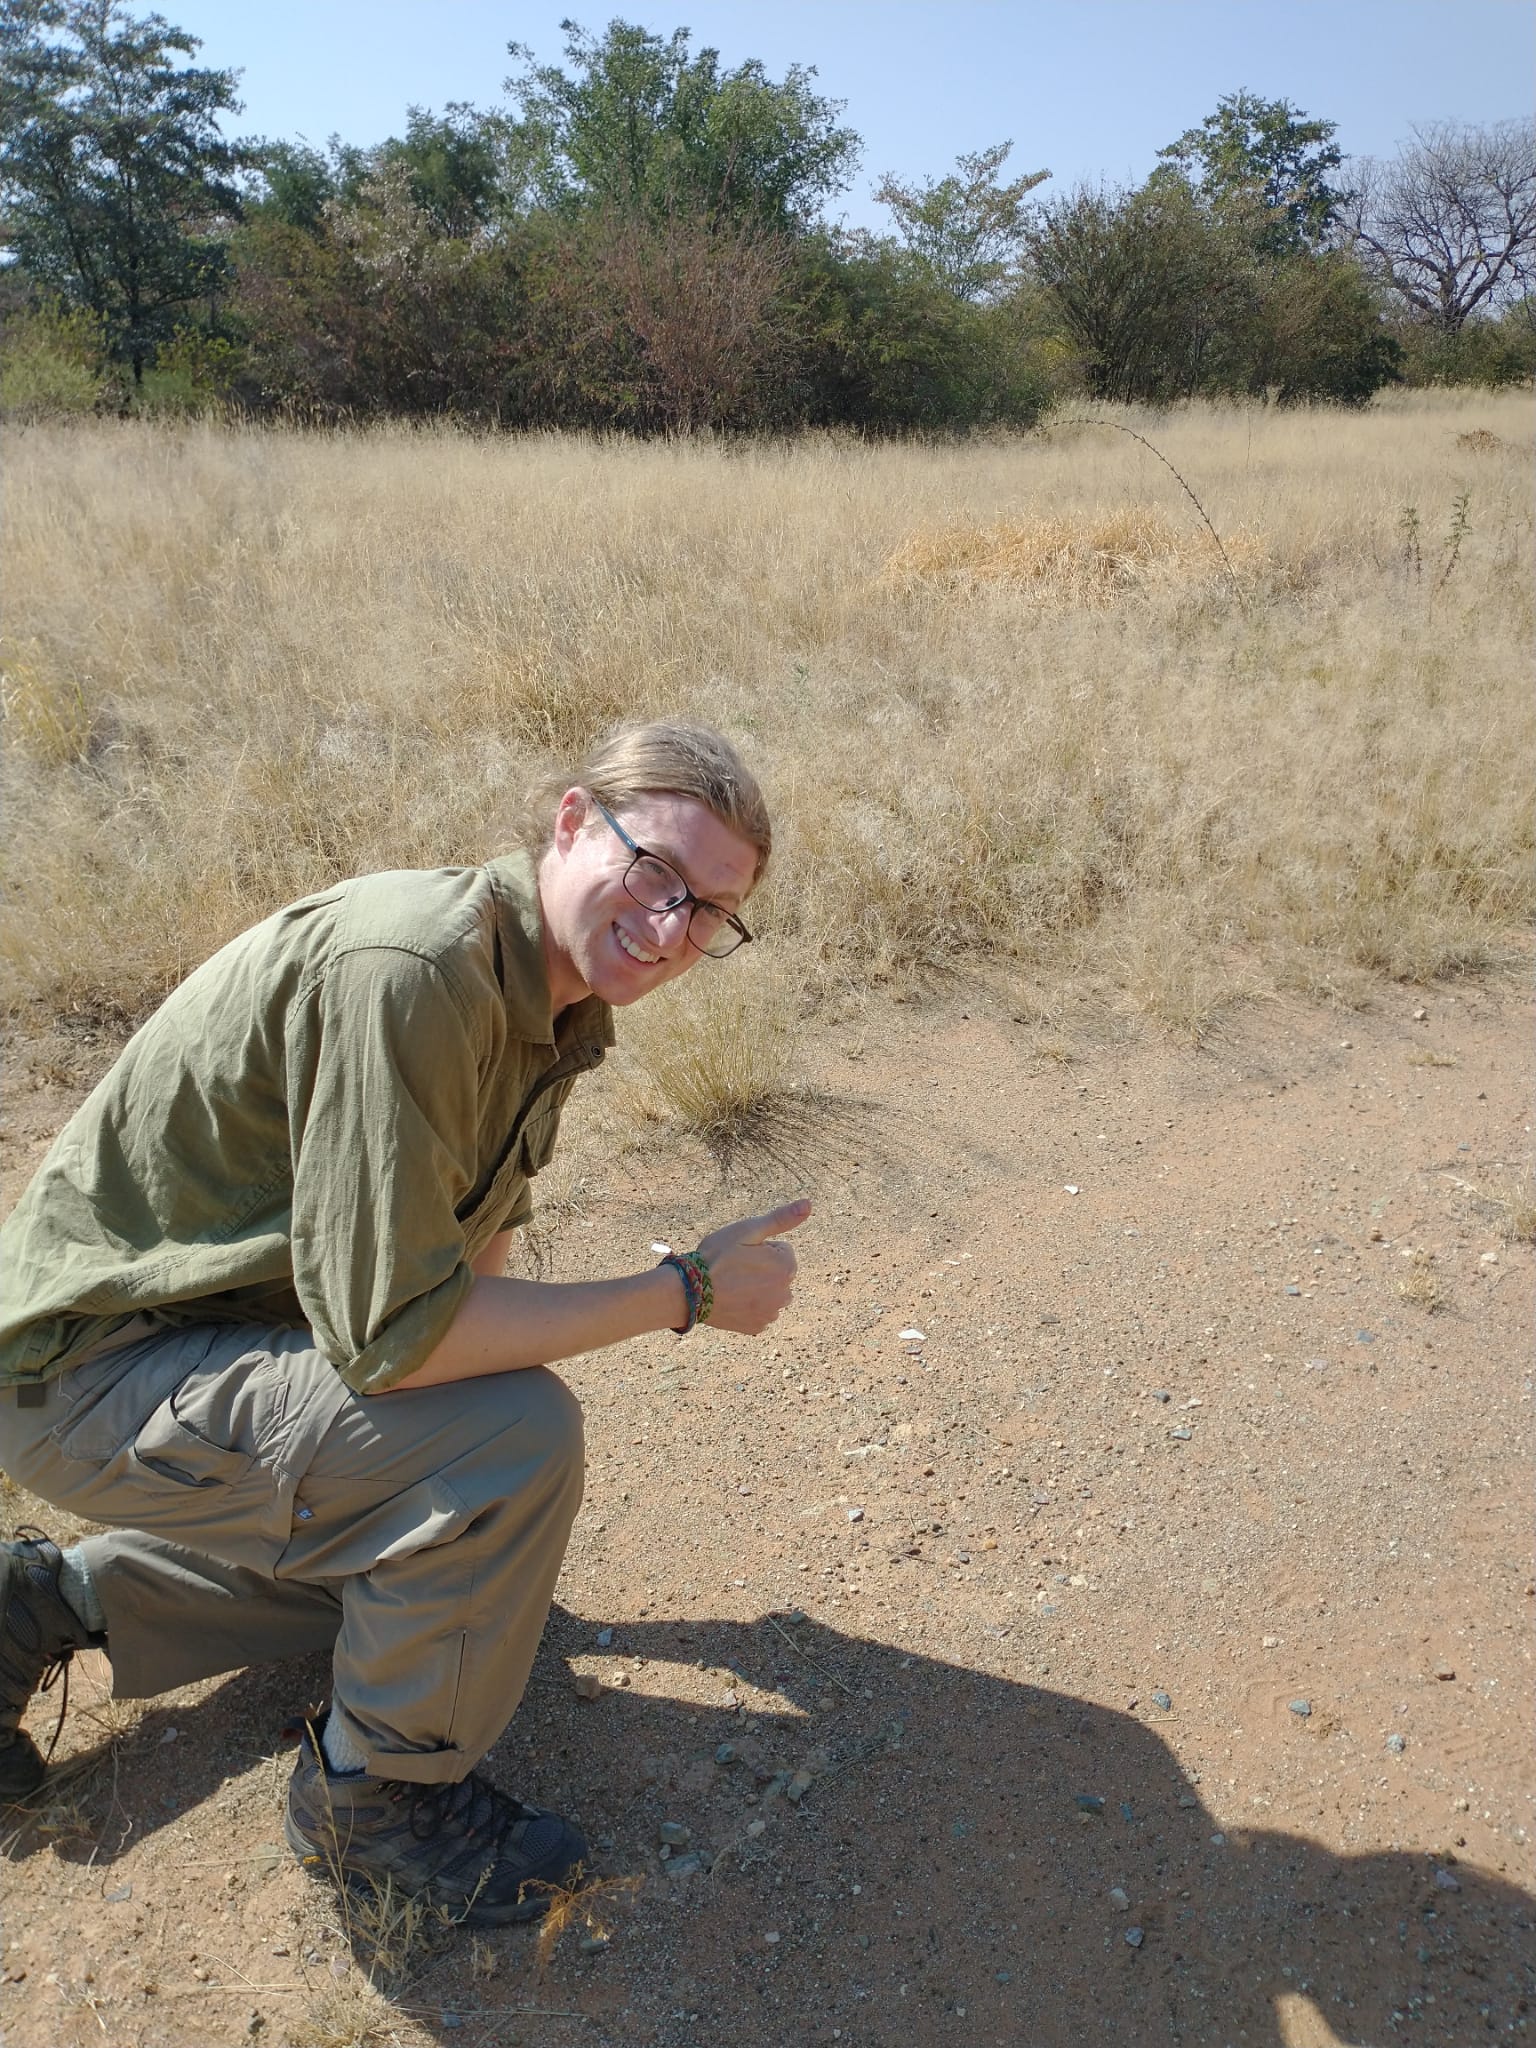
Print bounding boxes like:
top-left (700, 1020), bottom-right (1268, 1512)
top-left (3, 390), bottom-right (1532, 1096)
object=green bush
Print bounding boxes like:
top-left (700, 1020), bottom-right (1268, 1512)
top-left (136, 326), bottom-right (243, 417)
top-left (1392, 308), bottom-right (1536, 389)
top-left (0, 300), bottom-right (111, 420)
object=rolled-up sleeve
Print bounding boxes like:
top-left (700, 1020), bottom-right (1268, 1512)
top-left (284, 946), bottom-right (483, 1393)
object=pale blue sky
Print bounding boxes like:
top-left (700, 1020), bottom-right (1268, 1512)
top-left (166, 0), bottom-right (1536, 229)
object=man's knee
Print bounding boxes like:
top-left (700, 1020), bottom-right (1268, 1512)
top-left (480, 1367), bottom-right (585, 1515)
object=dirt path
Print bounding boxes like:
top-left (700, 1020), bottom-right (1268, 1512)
top-left (3, 982), bottom-right (1532, 2048)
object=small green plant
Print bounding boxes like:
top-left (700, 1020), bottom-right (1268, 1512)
top-left (1398, 502), bottom-right (1422, 579)
top-left (1434, 490), bottom-right (1472, 591)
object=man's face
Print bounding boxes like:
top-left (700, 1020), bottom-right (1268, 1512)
top-left (539, 788), bottom-right (759, 1010)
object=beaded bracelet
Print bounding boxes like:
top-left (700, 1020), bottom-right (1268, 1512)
top-left (659, 1250), bottom-right (714, 1334)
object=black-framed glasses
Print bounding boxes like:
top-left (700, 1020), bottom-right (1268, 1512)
top-left (589, 797), bottom-right (754, 959)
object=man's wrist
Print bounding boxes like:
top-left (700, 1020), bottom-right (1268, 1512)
top-left (653, 1259), bottom-right (691, 1332)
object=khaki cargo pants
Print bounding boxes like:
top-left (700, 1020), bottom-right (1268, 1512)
top-left (0, 1325), bottom-right (583, 1784)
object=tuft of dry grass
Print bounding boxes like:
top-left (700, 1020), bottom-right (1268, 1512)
top-left (881, 505), bottom-right (1268, 604)
top-left (1397, 1249), bottom-right (1452, 1313)
top-left (1493, 1172), bottom-right (1536, 1246)
top-left (288, 1977), bottom-right (409, 2048)
top-left (2, 393), bottom-right (1531, 1087)
top-left (608, 952), bottom-right (805, 1151)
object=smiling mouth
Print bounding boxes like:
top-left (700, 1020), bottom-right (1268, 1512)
top-left (615, 926), bottom-right (663, 966)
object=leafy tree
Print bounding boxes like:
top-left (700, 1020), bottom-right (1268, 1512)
top-left (1026, 181), bottom-right (1239, 402)
top-left (249, 139), bottom-right (337, 234)
top-left (1026, 180), bottom-right (1396, 406)
top-left (503, 17), bottom-right (859, 231)
top-left (1235, 252), bottom-right (1401, 404)
top-left (231, 164), bottom-right (522, 419)
top-left (1154, 90), bottom-right (1348, 254)
top-left (0, 0), bottom-right (252, 381)
top-left (874, 140), bottom-right (1048, 301)
top-left (1341, 120), bottom-right (1536, 331)
top-left (792, 233), bottom-right (1047, 430)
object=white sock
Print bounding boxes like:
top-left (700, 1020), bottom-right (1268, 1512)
top-left (320, 1711), bottom-right (370, 1777)
top-left (58, 1548), bottom-right (106, 1635)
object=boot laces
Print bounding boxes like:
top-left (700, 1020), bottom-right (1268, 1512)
top-left (397, 1771), bottom-right (532, 1851)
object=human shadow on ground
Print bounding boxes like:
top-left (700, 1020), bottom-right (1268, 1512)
top-left (5, 1614), bottom-right (1530, 2048)
top-left (480, 1606), bottom-right (1534, 2048)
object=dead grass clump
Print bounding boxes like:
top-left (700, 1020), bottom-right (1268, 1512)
top-left (881, 507), bottom-right (1266, 605)
top-left (1455, 429), bottom-right (1505, 453)
top-left (531, 1867), bottom-right (640, 1971)
top-left (1493, 1173), bottom-right (1536, 1245)
top-left (288, 1976), bottom-right (406, 2048)
top-left (1397, 1249), bottom-right (1451, 1313)
top-left (610, 953), bottom-right (806, 1155)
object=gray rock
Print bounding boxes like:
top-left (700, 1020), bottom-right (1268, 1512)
top-left (1151, 1692), bottom-right (1172, 1711)
top-left (1125, 1927), bottom-right (1145, 1949)
top-left (1385, 1733), bottom-right (1407, 1755)
top-left (1289, 1699), bottom-right (1312, 1718)
top-left (595, 1627), bottom-right (614, 1648)
top-left (658, 1820), bottom-right (691, 1848)
top-left (1434, 1867), bottom-right (1462, 1892)
top-left (1151, 1391), bottom-right (1171, 1404)
top-left (578, 1935), bottom-right (610, 1954)
top-left (715, 1742), bottom-right (738, 1765)
top-left (668, 1852), bottom-right (704, 1877)
top-left (1170, 1426), bottom-right (1193, 1441)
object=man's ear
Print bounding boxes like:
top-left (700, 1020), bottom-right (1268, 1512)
top-left (551, 787), bottom-right (588, 857)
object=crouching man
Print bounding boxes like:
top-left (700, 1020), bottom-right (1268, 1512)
top-left (0, 719), bottom-right (807, 1924)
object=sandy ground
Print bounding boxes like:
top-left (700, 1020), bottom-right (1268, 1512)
top-left (1, 979), bottom-right (1532, 2048)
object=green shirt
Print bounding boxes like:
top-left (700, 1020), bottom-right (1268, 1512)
top-left (0, 853), bottom-right (612, 1395)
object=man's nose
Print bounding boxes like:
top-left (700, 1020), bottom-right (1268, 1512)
top-left (645, 899), bottom-right (692, 946)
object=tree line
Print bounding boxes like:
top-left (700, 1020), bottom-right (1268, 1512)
top-left (3, 3), bottom-right (1533, 428)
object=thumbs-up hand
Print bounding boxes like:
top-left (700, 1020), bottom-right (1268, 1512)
top-left (694, 1198), bottom-right (812, 1334)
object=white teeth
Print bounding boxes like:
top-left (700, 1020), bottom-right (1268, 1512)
top-left (616, 929), bottom-right (661, 965)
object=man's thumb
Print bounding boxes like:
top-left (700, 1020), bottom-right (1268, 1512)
top-left (736, 1197), bottom-right (813, 1243)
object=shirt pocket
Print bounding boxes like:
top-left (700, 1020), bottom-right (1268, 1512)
top-left (517, 1094), bottom-right (564, 1175)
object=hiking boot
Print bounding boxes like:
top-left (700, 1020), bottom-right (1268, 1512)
top-left (0, 1529), bottom-right (95, 1799)
top-left (284, 1724), bottom-right (589, 1925)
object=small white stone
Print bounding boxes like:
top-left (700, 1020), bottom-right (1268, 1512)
top-left (764, 1930), bottom-right (780, 1945)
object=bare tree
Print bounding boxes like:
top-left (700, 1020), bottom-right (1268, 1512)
top-left (1342, 119), bottom-right (1536, 331)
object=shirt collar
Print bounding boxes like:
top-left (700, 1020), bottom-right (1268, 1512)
top-left (485, 849), bottom-right (615, 1056)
